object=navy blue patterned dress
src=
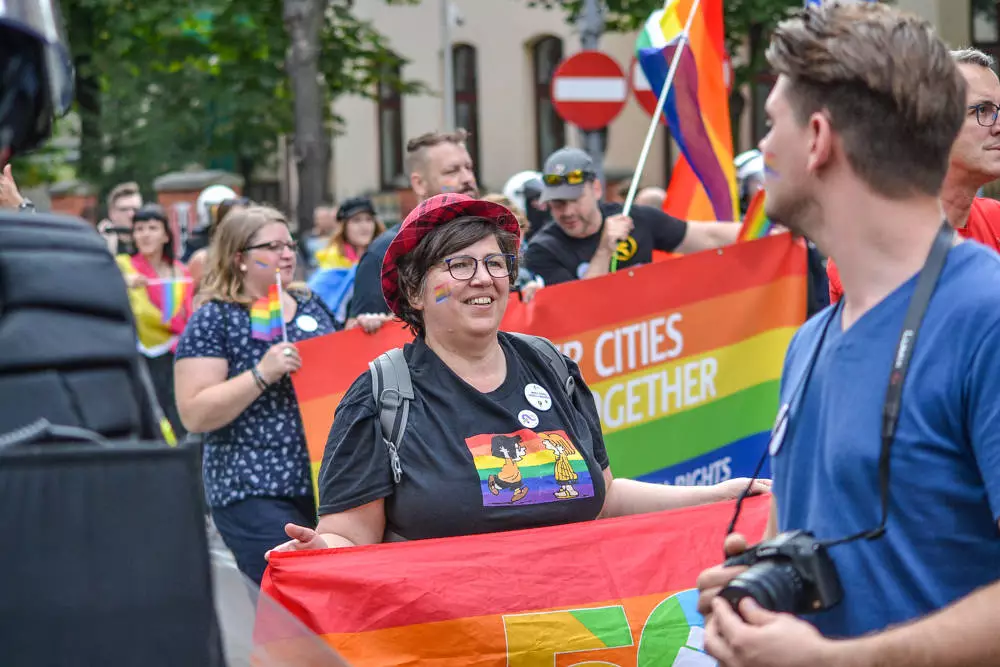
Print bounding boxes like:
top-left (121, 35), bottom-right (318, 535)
top-left (175, 292), bottom-right (338, 508)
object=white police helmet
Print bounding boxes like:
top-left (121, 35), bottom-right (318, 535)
top-left (502, 170), bottom-right (543, 213)
top-left (195, 184), bottom-right (239, 230)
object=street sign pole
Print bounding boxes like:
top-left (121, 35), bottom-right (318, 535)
top-left (579, 0), bottom-right (606, 191)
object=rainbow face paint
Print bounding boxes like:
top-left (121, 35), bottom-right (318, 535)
top-left (254, 259), bottom-right (270, 269)
top-left (763, 152), bottom-right (779, 178)
top-left (434, 283), bottom-right (451, 303)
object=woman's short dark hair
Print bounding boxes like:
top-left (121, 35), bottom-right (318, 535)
top-left (395, 216), bottom-right (519, 337)
top-left (133, 204), bottom-right (175, 262)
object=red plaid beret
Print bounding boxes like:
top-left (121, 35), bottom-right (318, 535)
top-left (381, 193), bottom-right (521, 317)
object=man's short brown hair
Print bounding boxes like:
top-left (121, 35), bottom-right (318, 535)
top-left (107, 181), bottom-right (140, 210)
top-left (405, 129), bottom-right (469, 175)
top-left (767, 2), bottom-right (965, 198)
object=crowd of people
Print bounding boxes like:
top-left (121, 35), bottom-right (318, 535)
top-left (2, 2), bottom-right (999, 664)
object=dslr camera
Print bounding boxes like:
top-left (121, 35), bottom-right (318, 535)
top-left (718, 530), bottom-right (843, 615)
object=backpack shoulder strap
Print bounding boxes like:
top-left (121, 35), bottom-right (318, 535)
top-left (368, 347), bottom-right (413, 484)
top-left (507, 332), bottom-right (575, 398)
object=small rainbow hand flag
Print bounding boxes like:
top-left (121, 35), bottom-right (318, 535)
top-left (251, 282), bottom-right (283, 342)
top-left (738, 188), bottom-right (772, 242)
top-left (159, 278), bottom-right (188, 324)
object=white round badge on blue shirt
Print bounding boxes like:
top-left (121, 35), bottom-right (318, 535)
top-left (524, 383), bottom-right (552, 411)
top-left (518, 409), bottom-right (539, 428)
top-left (768, 403), bottom-right (790, 456)
top-left (296, 314), bottom-right (318, 333)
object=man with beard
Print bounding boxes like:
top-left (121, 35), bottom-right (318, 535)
top-left (827, 47), bottom-right (1000, 302)
top-left (695, 4), bottom-right (1000, 666)
top-left (345, 129), bottom-right (480, 331)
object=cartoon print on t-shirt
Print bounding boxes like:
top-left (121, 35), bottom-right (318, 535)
top-left (540, 432), bottom-right (580, 499)
top-left (466, 428), bottom-right (594, 507)
top-left (486, 434), bottom-right (529, 503)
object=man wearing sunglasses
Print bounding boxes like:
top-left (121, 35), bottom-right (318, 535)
top-left (524, 148), bottom-right (740, 285)
top-left (826, 47), bottom-right (1000, 303)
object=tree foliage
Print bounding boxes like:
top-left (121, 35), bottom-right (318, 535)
top-left (54, 0), bottom-right (416, 201)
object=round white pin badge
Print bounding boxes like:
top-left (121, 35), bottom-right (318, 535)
top-left (524, 383), bottom-right (552, 411)
top-left (295, 314), bottom-right (319, 333)
top-left (518, 409), bottom-right (540, 428)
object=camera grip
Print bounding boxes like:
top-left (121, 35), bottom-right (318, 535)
top-left (723, 552), bottom-right (754, 568)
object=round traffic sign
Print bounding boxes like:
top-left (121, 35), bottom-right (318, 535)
top-left (628, 54), bottom-right (733, 120)
top-left (550, 51), bottom-right (628, 131)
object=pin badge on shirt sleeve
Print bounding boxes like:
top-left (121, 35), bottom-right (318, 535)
top-left (518, 409), bottom-right (539, 428)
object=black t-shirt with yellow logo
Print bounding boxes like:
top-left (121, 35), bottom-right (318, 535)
top-left (523, 202), bottom-right (688, 286)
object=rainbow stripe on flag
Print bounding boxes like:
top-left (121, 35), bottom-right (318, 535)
top-left (159, 278), bottom-right (188, 324)
top-left (738, 188), bottom-right (772, 241)
top-left (636, 0), bottom-right (738, 222)
top-left (251, 282), bottom-right (283, 342)
top-left (256, 494), bottom-right (772, 665)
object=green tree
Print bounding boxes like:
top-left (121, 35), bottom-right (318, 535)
top-left (57, 0), bottom-right (416, 211)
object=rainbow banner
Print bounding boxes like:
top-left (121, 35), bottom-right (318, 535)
top-left (292, 234), bottom-right (806, 491)
top-left (637, 0), bottom-right (739, 223)
top-left (256, 494), bottom-right (771, 665)
top-left (738, 189), bottom-right (772, 242)
top-left (251, 282), bottom-right (283, 342)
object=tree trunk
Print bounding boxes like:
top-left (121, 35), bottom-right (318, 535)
top-left (67, 2), bottom-right (103, 188)
top-left (283, 0), bottom-right (328, 240)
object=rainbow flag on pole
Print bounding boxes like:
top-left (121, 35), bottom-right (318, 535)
top-left (738, 188), bottom-right (772, 242)
top-left (636, 0), bottom-right (739, 222)
top-left (251, 281), bottom-right (283, 342)
top-left (255, 494), bottom-right (771, 665)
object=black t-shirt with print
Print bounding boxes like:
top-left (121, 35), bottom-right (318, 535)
top-left (317, 332), bottom-right (609, 540)
top-left (524, 202), bottom-right (688, 286)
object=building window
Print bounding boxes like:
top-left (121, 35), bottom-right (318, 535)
top-left (453, 44), bottom-right (481, 175)
top-left (532, 36), bottom-right (566, 167)
top-left (377, 61), bottom-right (405, 190)
top-left (973, 0), bottom-right (1000, 73)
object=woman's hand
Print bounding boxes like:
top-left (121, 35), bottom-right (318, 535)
top-left (257, 342), bottom-right (301, 384)
top-left (265, 523), bottom-right (330, 561)
top-left (355, 313), bottom-right (393, 335)
top-left (125, 273), bottom-right (148, 289)
top-left (714, 478), bottom-right (772, 502)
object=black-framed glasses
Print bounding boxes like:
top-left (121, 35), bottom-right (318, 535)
top-left (244, 240), bottom-right (298, 253)
top-left (442, 253), bottom-right (515, 280)
top-left (542, 170), bottom-right (594, 187)
top-left (969, 102), bottom-right (1000, 127)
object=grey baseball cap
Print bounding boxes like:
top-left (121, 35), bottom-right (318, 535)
top-left (539, 147), bottom-right (596, 202)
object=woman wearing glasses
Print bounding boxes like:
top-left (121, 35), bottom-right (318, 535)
top-left (174, 206), bottom-right (339, 584)
top-left (270, 194), bottom-right (765, 555)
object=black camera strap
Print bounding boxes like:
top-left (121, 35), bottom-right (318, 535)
top-left (726, 222), bottom-right (955, 546)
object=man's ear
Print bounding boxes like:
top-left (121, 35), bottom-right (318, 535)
top-left (410, 171), bottom-right (426, 200)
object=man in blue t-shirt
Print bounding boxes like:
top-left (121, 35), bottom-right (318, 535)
top-left (695, 4), bottom-right (1000, 666)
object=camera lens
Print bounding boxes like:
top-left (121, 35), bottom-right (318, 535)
top-left (719, 561), bottom-right (805, 614)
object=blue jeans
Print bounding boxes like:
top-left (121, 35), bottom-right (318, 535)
top-left (211, 495), bottom-right (316, 585)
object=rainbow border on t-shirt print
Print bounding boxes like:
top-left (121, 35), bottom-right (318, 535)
top-left (464, 429), bottom-right (595, 507)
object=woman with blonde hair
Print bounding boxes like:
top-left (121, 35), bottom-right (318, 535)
top-left (174, 205), bottom-right (339, 584)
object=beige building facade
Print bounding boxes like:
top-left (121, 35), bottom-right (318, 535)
top-left (322, 0), bottom-right (975, 213)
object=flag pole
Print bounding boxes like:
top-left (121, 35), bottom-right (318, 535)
top-left (275, 269), bottom-right (289, 343)
top-left (612, 0), bottom-right (702, 273)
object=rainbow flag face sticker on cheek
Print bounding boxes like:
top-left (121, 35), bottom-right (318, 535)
top-left (434, 283), bottom-right (451, 303)
top-left (763, 152), bottom-right (779, 178)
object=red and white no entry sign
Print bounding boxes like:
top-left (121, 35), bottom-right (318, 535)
top-left (629, 54), bottom-right (733, 121)
top-left (550, 50), bottom-right (628, 131)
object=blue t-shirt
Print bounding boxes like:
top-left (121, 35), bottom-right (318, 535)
top-left (772, 241), bottom-right (1000, 639)
top-left (175, 293), bottom-right (338, 507)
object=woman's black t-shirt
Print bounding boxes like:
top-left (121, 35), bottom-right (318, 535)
top-left (317, 332), bottom-right (610, 540)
